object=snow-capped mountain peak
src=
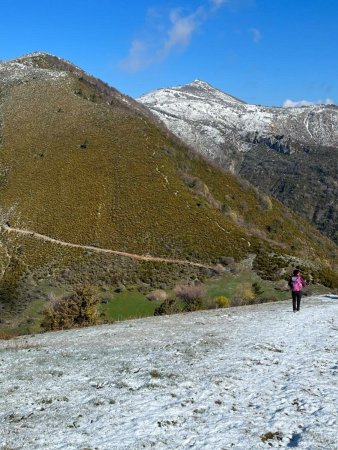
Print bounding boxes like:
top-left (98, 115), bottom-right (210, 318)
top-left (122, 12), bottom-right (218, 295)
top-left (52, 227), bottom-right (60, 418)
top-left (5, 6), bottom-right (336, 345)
top-left (139, 80), bottom-right (337, 149)
top-left (138, 80), bottom-right (338, 243)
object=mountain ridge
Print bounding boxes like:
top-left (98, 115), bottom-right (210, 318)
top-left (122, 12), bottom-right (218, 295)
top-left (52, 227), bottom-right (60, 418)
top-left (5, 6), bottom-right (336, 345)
top-left (139, 81), bottom-right (338, 242)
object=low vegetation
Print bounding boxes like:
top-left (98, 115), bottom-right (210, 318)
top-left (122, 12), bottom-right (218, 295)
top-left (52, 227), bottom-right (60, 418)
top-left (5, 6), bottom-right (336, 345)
top-left (42, 285), bottom-right (99, 331)
top-left (0, 264), bottom-right (332, 336)
top-left (174, 282), bottom-right (206, 312)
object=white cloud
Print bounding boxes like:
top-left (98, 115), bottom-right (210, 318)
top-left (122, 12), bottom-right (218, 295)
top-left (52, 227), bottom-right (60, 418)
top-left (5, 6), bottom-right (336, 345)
top-left (119, 1), bottom-right (234, 72)
top-left (212, 0), bottom-right (255, 11)
top-left (209, 0), bottom-right (229, 8)
top-left (119, 0), bottom-right (256, 72)
top-left (119, 40), bottom-right (150, 72)
top-left (119, 7), bottom-right (205, 72)
top-left (249, 27), bottom-right (261, 43)
top-left (159, 8), bottom-right (205, 58)
top-left (283, 98), bottom-right (335, 108)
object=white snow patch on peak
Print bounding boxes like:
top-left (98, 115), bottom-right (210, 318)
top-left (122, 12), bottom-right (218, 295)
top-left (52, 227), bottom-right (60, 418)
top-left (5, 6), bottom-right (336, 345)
top-left (0, 55), bottom-right (68, 85)
top-left (16, 51), bottom-right (57, 60)
top-left (139, 80), bottom-right (245, 107)
top-left (3, 52), bottom-right (82, 74)
top-left (189, 79), bottom-right (213, 87)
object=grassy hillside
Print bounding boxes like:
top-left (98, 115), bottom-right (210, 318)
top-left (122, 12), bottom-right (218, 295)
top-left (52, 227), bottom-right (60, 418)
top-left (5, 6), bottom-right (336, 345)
top-left (0, 53), bottom-right (337, 334)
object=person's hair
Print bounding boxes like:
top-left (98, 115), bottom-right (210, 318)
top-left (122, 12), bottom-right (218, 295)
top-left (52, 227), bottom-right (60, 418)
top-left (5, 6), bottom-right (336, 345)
top-left (293, 269), bottom-right (300, 276)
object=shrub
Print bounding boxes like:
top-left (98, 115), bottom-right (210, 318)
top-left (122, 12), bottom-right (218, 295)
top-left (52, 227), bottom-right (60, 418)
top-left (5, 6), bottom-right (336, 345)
top-left (230, 296), bottom-right (244, 307)
top-left (149, 369), bottom-right (162, 378)
top-left (255, 295), bottom-right (279, 304)
top-left (212, 264), bottom-right (226, 275)
top-left (154, 298), bottom-right (181, 316)
top-left (316, 267), bottom-right (338, 289)
top-left (236, 286), bottom-right (255, 301)
top-left (266, 218), bottom-right (283, 234)
top-left (258, 193), bottom-right (273, 211)
top-left (42, 285), bottom-right (99, 331)
top-left (275, 279), bottom-right (289, 291)
top-left (183, 297), bottom-right (204, 312)
top-left (214, 296), bottom-right (230, 308)
top-left (219, 256), bottom-right (235, 267)
top-left (252, 282), bottom-right (264, 296)
top-left (146, 289), bottom-right (168, 302)
top-left (180, 173), bottom-right (222, 210)
top-left (174, 282), bottom-right (206, 312)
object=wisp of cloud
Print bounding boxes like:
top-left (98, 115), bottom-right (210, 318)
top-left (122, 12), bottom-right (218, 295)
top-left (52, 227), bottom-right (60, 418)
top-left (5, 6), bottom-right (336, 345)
top-left (119, 6), bottom-right (206, 72)
top-left (283, 98), bottom-right (335, 108)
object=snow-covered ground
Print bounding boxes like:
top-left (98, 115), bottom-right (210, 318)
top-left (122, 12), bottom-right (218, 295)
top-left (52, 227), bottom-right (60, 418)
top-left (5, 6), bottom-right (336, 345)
top-left (1, 295), bottom-right (337, 450)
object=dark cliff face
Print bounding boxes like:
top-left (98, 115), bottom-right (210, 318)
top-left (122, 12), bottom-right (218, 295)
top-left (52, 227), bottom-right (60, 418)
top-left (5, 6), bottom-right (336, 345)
top-left (139, 81), bottom-right (338, 243)
top-left (239, 143), bottom-right (337, 241)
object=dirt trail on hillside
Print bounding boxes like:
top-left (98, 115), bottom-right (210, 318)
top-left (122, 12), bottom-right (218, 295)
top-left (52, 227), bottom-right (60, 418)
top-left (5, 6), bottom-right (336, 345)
top-left (1, 225), bottom-right (212, 269)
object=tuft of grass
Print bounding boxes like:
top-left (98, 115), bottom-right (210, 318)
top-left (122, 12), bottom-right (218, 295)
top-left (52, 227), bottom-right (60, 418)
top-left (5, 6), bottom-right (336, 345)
top-left (149, 369), bottom-right (162, 379)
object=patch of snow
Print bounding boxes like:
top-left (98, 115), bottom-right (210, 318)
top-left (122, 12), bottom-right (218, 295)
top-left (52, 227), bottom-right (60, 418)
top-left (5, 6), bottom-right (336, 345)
top-left (0, 296), bottom-right (337, 449)
top-left (0, 61), bottom-right (67, 86)
top-left (138, 83), bottom-right (338, 157)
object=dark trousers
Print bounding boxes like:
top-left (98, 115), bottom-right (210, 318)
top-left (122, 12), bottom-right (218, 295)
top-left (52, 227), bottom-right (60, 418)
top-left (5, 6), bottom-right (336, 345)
top-left (292, 292), bottom-right (302, 311)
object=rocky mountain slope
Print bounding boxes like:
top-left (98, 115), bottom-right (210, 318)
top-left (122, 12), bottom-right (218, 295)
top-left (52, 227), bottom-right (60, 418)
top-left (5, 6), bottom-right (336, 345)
top-left (0, 54), bottom-right (337, 333)
top-left (139, 81), bottom-right (338, 243)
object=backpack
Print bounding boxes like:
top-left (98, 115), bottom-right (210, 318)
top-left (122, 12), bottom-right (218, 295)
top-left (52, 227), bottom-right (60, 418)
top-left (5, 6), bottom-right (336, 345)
top-left (290, 276), bottom-right (303, 292)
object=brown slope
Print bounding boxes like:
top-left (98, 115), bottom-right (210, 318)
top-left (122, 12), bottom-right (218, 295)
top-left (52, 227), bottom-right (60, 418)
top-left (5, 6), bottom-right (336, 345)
top-left (0, 53), bottom-right (337, 307)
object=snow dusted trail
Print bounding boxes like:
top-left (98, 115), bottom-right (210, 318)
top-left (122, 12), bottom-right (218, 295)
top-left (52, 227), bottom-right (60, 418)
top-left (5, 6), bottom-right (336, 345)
top-left (1, 225), bottom-right (211, 269)
top-left (1, 296), bottom-right (337, 450)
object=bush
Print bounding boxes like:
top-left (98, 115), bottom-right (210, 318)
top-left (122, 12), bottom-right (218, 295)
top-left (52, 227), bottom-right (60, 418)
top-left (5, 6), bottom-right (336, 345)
top-left (214, 296), bottom-right (230, 308)
top-left (229, 294), bottom-right (279, 308)
top-left (258, 193), bottom-right (273, 211)
top-left (255, 295), bottom-right (279, 304)
top-left (146, 289), bottom-right (168, 302)
top-left (316, 267), bottom-right (338, 289)
top-left (230, 296), bottom-right (244, 307)
top-left (174, 282), bottom-right (206, 312)
top-left (219, 256), bottom-right (235, 267)
top-left (183, 297), bottom-right (204, 312)
top-left (42, 285), bottom-right (99, 331)
top-left (275, 279), bottom-right (289, 291)
top-left (236, 286), bottom-right (255, 301)
top-left (212, 264), bottom-right (226, 275)
top-left (154, 298), bottom-right (181, 316)
top-left (252, 282), bottom-right (264, 296)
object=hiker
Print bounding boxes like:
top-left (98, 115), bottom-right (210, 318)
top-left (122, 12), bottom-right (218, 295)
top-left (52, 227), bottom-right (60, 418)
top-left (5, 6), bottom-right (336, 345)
top-left (288, 269), bottom-right (307, 312)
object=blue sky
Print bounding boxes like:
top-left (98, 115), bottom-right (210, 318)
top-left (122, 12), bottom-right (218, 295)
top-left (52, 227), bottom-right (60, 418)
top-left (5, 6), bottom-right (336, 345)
top-left (1, 0), bottom-right (337, 106)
